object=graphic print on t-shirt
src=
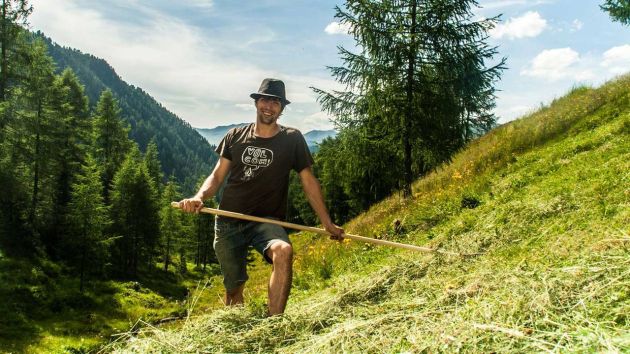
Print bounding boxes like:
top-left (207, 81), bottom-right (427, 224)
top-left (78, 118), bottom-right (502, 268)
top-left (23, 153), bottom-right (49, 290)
top-left (241, 146), bottom-right (274, 181)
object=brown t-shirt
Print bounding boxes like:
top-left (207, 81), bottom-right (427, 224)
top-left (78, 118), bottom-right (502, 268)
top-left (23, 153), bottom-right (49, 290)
top-left (215, 123), bottom-right (313, 220)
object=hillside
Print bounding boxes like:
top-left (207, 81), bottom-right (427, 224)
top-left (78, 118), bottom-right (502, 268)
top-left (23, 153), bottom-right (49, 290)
top-left (39, 33), bottom-right (218, 193)
top-left (109, 74), bottom-right (629, 352)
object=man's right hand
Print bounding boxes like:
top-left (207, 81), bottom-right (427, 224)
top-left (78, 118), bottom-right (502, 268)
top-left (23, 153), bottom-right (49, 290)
top-left (179, 197), bottom-right (204, 213)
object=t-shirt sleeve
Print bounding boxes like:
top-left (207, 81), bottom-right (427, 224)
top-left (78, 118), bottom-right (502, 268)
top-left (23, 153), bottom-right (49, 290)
top-left (215, 131), bottom-right (233, 161)
top-left (293, 132), bottom-right (314, 172)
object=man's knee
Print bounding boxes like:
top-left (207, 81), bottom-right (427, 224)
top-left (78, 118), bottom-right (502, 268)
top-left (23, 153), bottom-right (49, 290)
top-left (268, 241), bottom-right (293, 263)
top-left (226, 283), bottom-right (245, 297)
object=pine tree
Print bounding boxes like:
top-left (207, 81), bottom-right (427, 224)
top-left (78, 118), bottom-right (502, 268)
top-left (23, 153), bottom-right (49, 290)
top-left (0, 0), bottom-right (32, 101)
top-left (144, 137), bottom-right (163, 197)
top-left (110, 144), bottom-right (160, 276)
top-left (160, 175), bottom-right (182, 272)
top-left (47, 69), bottom-right (91, 256)
top-left (10, 39), bottom-right (59, 244)
top-left (65, 154), bottom-right (111, 292)
top-left (313, 0), bottom-right (505, 196)
top-left (92, 89), bottom-right (131, 202)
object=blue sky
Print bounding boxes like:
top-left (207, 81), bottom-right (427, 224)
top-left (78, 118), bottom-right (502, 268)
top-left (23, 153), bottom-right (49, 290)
top-left (30, 0), bottom-right (629, 132)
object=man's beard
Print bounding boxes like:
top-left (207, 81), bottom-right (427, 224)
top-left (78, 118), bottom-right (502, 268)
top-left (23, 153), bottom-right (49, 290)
top-left (258, 112), bottom-right (279, 125)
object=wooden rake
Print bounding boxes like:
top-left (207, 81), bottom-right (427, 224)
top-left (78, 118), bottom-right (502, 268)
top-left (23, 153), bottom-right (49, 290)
top-left (171, 202), bottom-right (473, 257)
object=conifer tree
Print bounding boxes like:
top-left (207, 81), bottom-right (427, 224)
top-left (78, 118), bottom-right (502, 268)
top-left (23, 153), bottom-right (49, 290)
top-left (47, 69), bottom-right (91, 255)
top-left (144, 138), bottom-right (163, 197)
top-left (65, 154), bottom-right (111, 292)
top-left (160, 175), bottom-right (182, 272)
top-left (110, 144), bottom-right (160, 276)
top-left (314, 0), bottom-right (505, 196)
top-left (0, 0), bottom-right (32, 101)
top-left (93, 89), bottom-right (131, 201)
top-left (12, 39), bottom-right (58, 240)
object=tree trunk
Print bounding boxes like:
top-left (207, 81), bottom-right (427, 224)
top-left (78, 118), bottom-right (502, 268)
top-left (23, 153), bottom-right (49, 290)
top-left (80, 226), bottom-right (86, 292)
top-left (29, 100), bottom-right (42, 225)
top-left (164, 235), bottom-right (170, 272)
top-left (1, 0), bottom-right (8, 101)
top-left (403, 0), bottom-right (418, 197)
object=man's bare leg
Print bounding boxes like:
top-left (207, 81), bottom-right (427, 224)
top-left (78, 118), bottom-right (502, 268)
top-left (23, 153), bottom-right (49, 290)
top-left (225, 283), bottom-right (245, 306)
top-left (266, 241), bottom-right (293, 315)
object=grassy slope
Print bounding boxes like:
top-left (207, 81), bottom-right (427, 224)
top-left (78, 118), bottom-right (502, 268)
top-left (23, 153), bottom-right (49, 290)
top-left (109, 75), bottom-right (629, 352)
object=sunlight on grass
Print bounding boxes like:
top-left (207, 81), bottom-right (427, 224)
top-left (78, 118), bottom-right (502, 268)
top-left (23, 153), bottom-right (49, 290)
top-left (103, 75), bottom-right (629, 352)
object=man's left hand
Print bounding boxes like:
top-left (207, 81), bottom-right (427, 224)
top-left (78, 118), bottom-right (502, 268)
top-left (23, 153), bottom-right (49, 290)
top-left (325, 223), bottom-right (345, 242)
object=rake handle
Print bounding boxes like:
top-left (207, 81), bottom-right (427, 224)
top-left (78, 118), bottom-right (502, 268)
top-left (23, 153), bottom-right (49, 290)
top-left (171, 201), bottom-right (454, 254)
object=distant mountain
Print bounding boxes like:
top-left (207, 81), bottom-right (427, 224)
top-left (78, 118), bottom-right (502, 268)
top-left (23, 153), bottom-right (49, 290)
top-left (196, 123), bottom-right (249, 147)
top-left (304, 129), bottom-right (337, 149)
top-left (40, 33), bottom-right (217, 193)
top-left (196, 125), bottom-right (336, 152)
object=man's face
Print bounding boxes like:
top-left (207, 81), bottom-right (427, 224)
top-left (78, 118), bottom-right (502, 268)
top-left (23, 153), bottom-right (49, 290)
top-left (255, 96), bottom-right (283, 125)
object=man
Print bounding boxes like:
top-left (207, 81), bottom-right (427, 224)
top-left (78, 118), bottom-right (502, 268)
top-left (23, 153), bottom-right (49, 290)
top-left (179, 78), bottom-right (344, 315)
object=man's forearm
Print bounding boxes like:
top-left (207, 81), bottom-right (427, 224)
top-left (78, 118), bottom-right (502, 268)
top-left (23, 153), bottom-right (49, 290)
top-left (195, 173), bottom-right (221, 201)
top-left (193, 157), bottom-right (231, 201)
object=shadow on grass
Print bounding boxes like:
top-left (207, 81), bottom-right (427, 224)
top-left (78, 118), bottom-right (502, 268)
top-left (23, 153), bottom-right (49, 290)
top-left (0, 255), bottom-right (222, 352)
top-left (0, 303), bottom-right (43, 353)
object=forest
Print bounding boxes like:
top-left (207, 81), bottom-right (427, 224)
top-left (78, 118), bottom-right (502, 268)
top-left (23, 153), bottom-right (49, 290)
top-left (0, 2), bottom-right (219, 290)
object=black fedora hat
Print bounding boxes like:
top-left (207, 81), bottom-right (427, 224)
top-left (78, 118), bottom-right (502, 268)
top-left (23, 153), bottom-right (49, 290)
top-left (250, 78), bottom-right (291, 105)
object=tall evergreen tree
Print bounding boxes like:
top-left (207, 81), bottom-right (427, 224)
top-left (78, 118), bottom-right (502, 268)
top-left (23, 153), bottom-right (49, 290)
top-left (160, 175), bottom-right (182, 272)
top-left (65, 154), bottom-right (111, 292)
top-left (144, 137), bottom-right (163, 197)
top-left (0, 0), bottom-right (32, 101)
top-left (47, 69), bottom-right (91, 256)
top-left (110, 144), bottom-right (160, 276)
top-left (314, 0), bottom-right (505, 196)
top-left (92, 89), bottom-right (131, 202)
top-left (54, 68), bottom-right (90, 199)
top-left (11, 39), bottom-right (59, 242)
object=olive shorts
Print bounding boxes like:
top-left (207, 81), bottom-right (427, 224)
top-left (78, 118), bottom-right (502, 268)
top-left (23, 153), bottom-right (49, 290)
top-left (213, 217), bottom-right (291, 291)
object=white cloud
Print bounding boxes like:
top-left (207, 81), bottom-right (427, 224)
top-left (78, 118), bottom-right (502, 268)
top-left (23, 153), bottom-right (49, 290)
top-left (189, 0), bottom-right (213, 9)
top-left (570, 19), bottom-right (583, 32)
top-left (601, 44), bottom-right (630, 75)
top-left (480, 0), bottom-right (555, 10)
top-left (325, 21), bottom-right (351, 35)
top-left (291, 111), bottom-right (334, 131)
top-left (490, 11), bottom-right (548, 40)
top-left (521, 47), bottom-right (595, 81)
top-left (235, 103), bottom-right (255, 111)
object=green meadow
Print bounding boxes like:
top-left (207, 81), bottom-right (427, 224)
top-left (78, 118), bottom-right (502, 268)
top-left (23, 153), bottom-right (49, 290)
top-left (100, 75), bottom-right (630, 352)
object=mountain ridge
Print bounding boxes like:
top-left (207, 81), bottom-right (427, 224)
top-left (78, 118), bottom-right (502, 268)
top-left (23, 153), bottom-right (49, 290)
top-left (39, 33), bottom-right (218, 193)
